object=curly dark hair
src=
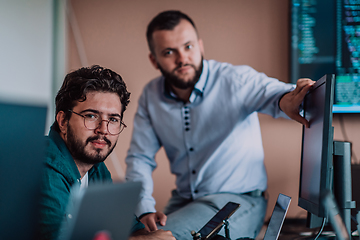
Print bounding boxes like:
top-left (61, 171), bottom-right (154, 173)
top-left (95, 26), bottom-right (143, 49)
top-left (54, 65), bottom-right (130, 132)
top-left (146, 10), bottom-right (197, 54)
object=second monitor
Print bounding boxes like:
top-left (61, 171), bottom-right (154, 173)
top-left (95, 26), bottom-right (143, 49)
top-left (298, 74), bottom-right (355, 237)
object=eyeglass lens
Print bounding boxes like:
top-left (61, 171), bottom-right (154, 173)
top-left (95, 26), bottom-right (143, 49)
top-left (83, 114), bottom-right (124, 135)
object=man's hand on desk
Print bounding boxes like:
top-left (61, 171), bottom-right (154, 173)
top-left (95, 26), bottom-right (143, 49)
top-left (140, 212), bottom-right (167, 231)
top-left (279, 78), bottom-right (315, 128)
top-left (130, 229), bottom-right (175, 240)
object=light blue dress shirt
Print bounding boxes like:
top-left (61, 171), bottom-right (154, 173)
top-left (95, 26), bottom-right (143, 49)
top-left (125, 59), bottom-right (294, 216)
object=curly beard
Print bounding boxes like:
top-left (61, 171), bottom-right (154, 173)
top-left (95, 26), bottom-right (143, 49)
top-left (66, 124), bottom-right (116, 165)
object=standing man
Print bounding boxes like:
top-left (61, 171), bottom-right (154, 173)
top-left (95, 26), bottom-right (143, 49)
top-left (125, 10), bottom-right (313, 239)
top-left (39, 65), bottom-right (175, 240)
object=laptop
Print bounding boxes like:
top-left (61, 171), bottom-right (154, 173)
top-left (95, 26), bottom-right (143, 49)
top-left (195, 194), bottom-right (291, 240)
top-left (322, 190), bottom-right (350, 240)
top-left (60, 181), bottom-right (142, 240)
top-left (263, 193), bottom-right (292, 240)
top-left (0, 101), bottom-right (47, 240)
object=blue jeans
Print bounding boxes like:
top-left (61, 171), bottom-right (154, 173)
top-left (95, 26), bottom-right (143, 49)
top-left (158, 190), bottom-right (267, 240)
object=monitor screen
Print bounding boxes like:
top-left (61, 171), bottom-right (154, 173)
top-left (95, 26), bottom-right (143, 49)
top-left (298, 74), bottom-right (335, 217)
top-left (0, 101), bottom-right (47, 239)
top-left (290, 0), bottom-right (360, 113)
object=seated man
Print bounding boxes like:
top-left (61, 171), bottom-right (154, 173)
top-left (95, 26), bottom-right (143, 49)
top-left (39, 65), bottom-right (175, 240)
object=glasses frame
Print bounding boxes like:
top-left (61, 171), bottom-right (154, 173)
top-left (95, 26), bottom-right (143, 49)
top-left (68, 109), bottom-right (126, 135)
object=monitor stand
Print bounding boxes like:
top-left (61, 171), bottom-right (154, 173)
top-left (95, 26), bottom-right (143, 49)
top-left (299, 141), bottom-right (355, 240)
top-left (296, 214), bottom-right (335, 240)
top-left (306, 212), bottom-right (323, 229)
top-left (333, 141), bottom-right (356, 238)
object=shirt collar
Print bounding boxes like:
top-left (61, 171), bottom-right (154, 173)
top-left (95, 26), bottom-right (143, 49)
top-left (48, 124), bottom-right (82, 181)
top-left (193, 59), bottom-right (208, 95)
top-left (48, 123), bottom-right (101, 180)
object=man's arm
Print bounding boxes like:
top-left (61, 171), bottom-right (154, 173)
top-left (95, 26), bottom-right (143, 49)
top-left (234, 65), bottom-right (295, 118)
top-left (279, 78), bottom-right (315, 128)
top-left (125, 89), bottom-right (164, 230)
top-left (39, 164), bottom-right (75, 240)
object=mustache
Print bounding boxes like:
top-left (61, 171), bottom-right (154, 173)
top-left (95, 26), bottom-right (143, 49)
top-left (173, 63), bottom-right (196, 72)
top-left (86, 135), bottom-right (111, 147)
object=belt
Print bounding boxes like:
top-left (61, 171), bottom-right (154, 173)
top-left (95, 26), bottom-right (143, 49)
top-left (243, 189), bottom-right (264, 197)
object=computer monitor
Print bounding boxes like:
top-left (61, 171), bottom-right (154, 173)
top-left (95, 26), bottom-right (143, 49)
top-left (298, 74), bottom-right (335, 218)
top-left (0, 101), bottom-right (47, 239)
top-left (290, 0), bottom-right (360, 113)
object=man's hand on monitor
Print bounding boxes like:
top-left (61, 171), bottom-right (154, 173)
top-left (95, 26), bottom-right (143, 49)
top-left (130, 229), bottom-right (175, 240)
top-left (140, 212), bottom-right (167, 231)
top-left (279, 78), bottom-right (315, 128)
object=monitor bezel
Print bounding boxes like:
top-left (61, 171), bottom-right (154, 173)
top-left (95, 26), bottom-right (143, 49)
top-left (298, 74), bottom-right (335, 217)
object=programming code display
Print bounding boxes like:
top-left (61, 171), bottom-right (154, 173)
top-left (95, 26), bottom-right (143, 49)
top-left (291, 0), bottom-right (360, 113)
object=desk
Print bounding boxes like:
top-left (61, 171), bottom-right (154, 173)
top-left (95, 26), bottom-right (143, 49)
top-left (257, 218), bottom-right (357, 240)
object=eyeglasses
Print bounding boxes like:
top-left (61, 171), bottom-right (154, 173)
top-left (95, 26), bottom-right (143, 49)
top-left (68, 110), bottom-right (126, 135)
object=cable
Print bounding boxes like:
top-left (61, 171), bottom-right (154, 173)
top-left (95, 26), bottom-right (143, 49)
top-left (313, 217), bottom-right (326, 240)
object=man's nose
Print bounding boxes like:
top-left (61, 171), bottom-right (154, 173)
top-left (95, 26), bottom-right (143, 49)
top-left (95, 120), bottom-right (109, 134)
top-left (176, 50), bottom-right (187, 65)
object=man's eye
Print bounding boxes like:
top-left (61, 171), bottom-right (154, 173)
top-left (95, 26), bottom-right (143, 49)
top-left (164, 50), bottom-right (173, 56)
top-left (185, 44), bottom-right (193, 50)
top-left (109, 117), bottom-right (120, 123)
top-left (84, 114), bottom-right (97, 120)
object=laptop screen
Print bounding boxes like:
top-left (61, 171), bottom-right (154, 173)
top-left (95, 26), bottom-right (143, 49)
top-left (61, 181), bottom-right (142, 240)
top-left (263, 194), bottom-right (291, 240)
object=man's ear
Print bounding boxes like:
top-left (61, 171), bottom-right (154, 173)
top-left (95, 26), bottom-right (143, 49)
top-left (56, 111), bottom-right (68, 136)
top-left (149, 53), bottom-right (159, 69)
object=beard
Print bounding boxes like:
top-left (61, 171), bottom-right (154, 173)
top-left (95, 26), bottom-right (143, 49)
top-left (66, 124), bottom-right (116, 165)
top-left (158, 56), bottom-right (203, 90)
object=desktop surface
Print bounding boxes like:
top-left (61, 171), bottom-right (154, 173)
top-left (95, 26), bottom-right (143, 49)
top-left (267, 218), bottom-right (356, 240)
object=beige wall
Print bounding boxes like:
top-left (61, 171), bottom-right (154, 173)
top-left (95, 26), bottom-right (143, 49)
top-left (67, 0), bottom-right (360, 220)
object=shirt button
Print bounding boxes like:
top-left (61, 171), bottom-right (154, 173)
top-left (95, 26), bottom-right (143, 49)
top-left (185, 122), bottom-right (190, 125)
top-left (184, 116), bottom-right (189, 120)
top-left (185, 128), bottom-right (190, 131)
top-left (192, 170), bottom-right (196, 174)
top-left (189, 148), bottom-right (194, 151)
top-left (194, 190), bottom-right (198, 193)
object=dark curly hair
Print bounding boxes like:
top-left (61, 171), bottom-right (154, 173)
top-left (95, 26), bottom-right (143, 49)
top-left (54, 65), bottom-right (130, 132)
top-left (146, 10), bottom-right (197, 54)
